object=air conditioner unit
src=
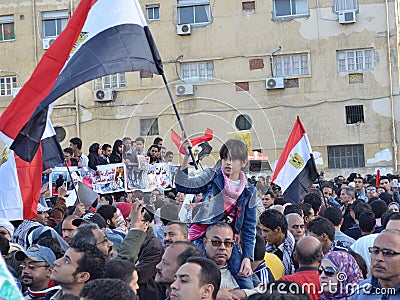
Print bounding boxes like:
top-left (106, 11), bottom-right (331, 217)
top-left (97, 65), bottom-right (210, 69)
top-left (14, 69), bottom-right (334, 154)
top-left (266, 77), bottom-right (285, 90)
top-left (43, 37), bottom-right (56, 50)
top-left (175, 84), bottom-right (194, 96)
top-left (338, 10), bottom-right (356, 24)
top-left (177, 24), bottom-right (191, 35)
top-left (94, 89), bottom-right (116, 101)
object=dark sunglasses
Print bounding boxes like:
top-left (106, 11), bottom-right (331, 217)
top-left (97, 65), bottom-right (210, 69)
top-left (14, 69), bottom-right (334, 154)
top-left (209, 239), bottom-right (234, 248)
top-left (318, 265), bottom-right (337, 277)
top-left (368, 246), bottom-right (400, 257)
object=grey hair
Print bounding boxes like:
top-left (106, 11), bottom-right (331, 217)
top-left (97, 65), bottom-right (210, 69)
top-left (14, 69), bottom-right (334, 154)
top-left (70, 223), bottom-right (99, 246)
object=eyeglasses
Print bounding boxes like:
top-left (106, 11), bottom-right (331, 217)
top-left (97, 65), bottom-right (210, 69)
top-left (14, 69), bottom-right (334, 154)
top-left (209, 239), bottom-right (234, 248)
top-left (366, 189), bottom-right (376, 193)
top-left (368, 246), bottom-right (400, 257)
top-left (20, 263), bottom-right (49, 270)
top-left (318, 266), bottom-right (337, 277)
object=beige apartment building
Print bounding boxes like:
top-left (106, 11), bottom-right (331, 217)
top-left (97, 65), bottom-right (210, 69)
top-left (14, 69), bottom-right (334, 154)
top-left (0, 0), bottom-right (399, 178)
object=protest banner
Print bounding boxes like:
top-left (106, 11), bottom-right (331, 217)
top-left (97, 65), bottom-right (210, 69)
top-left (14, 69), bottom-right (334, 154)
top-left (80, 163), bottom-right (126, 194)
top-left (228, 130), bottom-right (252, 153)
top-left (49, 167), bottom-right (79, 196)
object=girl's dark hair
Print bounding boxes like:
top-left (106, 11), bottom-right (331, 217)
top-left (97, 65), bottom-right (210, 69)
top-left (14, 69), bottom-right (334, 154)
top-left (219, 139), bottom-right (248, 162)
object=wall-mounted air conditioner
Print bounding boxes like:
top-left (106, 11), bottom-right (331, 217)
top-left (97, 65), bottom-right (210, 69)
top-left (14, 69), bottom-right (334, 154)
top-left (266, 77), bottom-right (285, 90)
top-left (175, 84), bottom-right (194, 96)
top-left (338, 10), bottom-right (356, 24)
top-left (94, 89), bottom-right (116, 101)
top-left (177, 24), bottom-right (191, 35)
top-left (43, 37), bottom-right (56, 49)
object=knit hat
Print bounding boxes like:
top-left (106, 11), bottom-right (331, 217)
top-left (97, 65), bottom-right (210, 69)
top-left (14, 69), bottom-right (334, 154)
top-left (0, 218), bottom-right (14, 237)
top-left (115, 202), bottom-right (132, 219)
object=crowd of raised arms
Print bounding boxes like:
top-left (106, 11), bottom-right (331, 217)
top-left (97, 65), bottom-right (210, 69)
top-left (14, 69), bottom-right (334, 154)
top-left (1, 136), bottom-right (399, 300)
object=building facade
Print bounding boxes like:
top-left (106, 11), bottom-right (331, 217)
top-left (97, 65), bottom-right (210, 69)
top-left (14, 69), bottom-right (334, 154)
top-left (0, 0), bottom-right (399, 178)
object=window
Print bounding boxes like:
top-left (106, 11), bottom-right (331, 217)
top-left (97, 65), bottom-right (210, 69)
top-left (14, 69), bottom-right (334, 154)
top-left (345, 105), bottom-right (364, 124)
top-left (178, 0), bottom-right (211, 25)
top-left (274, 54), bottom-right (309, 76)
top-left (273, 0), bottom-right (308, 18)
top-left (0, 15), bottom-right (15, 42)
top-left (181, 61), bottom-right (214, 82)
top-left (328, 144), bottom-right (365, 168)
top-left (54, 126), bottom-right (66, 142)
top-left (334, 0), bottom-right (357, 12)
top-left (146, 5), bottom-right (160, 20)
top-left (94, 73), bottom-right (126, 89)
top-left (42, 11), bottom-right (68, 38)
top-left (140, 118), bottom-right (159, 136)
top-left (337, 49), bottom-right (373, 72)
top-left (0, 76), bottom-right (17, 96)
top-left (235, 115), bottom-right (252, 130)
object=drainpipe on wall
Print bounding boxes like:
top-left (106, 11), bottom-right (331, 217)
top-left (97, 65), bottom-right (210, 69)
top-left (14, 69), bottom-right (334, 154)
top-left (32, 0), bottom-right (38, 65)
top-left (385, 0), bottom-right (398, 172)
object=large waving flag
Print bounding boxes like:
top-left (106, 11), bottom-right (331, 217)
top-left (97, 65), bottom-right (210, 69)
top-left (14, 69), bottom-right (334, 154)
top-left (0, 0), bottom-right (163, 220)
top-left (0, 0), bottom-right (163, 164)
top-left (272, 117), bottom-right (319, 203)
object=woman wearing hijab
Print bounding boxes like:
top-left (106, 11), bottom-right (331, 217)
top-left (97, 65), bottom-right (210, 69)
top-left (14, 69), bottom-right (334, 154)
top-left (110, 139), bottom-right (123, 164)
top-left (319, 251), bottom-right (363, 299)
top-left (88, 142), bottom-right (102, 171)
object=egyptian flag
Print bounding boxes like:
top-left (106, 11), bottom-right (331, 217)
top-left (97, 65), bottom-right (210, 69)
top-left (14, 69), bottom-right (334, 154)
top-left (272, 117), bottom-right (319, 203)
top-left (171, 128), bottom-right (214, 155)
top-left (0, 0), bottom-right (163, 219)
top-left (0, 0), bottom-right (163, 166)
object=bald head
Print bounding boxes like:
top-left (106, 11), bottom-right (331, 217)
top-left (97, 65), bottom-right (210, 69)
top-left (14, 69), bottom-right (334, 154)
top-left (294, 236), bottom-right (322, 266)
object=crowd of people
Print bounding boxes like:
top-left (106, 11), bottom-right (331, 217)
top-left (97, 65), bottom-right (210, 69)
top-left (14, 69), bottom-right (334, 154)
top-left (0, 136), bottom-right (400, 299)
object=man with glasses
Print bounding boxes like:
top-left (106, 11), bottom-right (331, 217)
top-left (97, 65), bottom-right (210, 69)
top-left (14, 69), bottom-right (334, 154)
top-left (350, 229), bottom-right (400, 299)
top-left (365, 184), bottom-right (379, 201)
top-left (203, 222), bottom-right (259, 299)
top-left (14, 244), bottom-right (59, 299)
top-left (70, 223), bottom-right (113, 259)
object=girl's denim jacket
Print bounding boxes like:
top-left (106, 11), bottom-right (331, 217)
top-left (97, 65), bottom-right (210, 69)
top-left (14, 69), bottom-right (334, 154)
top-left (175, 166), bottom-right (257, 260)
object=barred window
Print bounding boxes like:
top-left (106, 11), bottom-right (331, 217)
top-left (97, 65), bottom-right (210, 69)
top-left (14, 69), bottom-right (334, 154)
top-left (345, 105), bottom-right (364, 124)
top-left (328, 144), bottom-right (365, 168)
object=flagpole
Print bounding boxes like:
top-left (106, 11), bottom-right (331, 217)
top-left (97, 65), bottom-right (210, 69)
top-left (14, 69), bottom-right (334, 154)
top-left (64, 160), bottom-right (81, 205)
top-left (161, 73), bottom-right (198, 169)
top-left (310, 153), bottom-right (329, 208)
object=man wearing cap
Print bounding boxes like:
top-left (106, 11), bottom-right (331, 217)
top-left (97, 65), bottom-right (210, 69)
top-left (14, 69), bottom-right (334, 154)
top-left (15, 245), bottom-right (60, 300)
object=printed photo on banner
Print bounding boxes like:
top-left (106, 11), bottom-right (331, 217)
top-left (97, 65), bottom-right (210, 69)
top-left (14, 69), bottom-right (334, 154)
top-left (90, 163), bottom-right (126, 194)
top-left (169, 164), bottom-right (180, 188)
top-left (49, 167), bottom-right (79, 196)
top-left (126, 155), bottom-right (149, 190)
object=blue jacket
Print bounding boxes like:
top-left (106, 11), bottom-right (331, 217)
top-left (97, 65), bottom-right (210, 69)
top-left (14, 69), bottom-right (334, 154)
top-left (175, 167), bottom-right (257, 260)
